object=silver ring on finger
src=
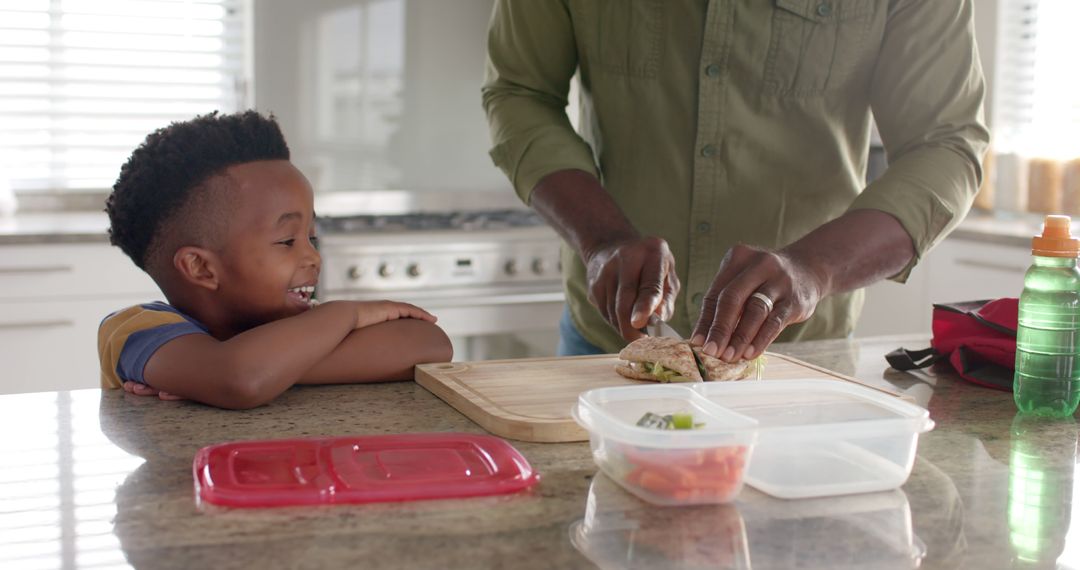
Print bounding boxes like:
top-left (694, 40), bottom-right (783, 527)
top-left (750, 291), bottom-right (774, 314)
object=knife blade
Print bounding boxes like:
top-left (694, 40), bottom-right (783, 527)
top-left (646, 315), bottom-right (683, 340)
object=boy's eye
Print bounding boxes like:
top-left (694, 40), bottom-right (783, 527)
top-left (309, 235), bottom-right (319, 245)
top-left (277, 238), bottom-right (296, 247)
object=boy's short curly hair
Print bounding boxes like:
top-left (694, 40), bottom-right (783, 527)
top-left (106, 110), bottom-right (290, 271)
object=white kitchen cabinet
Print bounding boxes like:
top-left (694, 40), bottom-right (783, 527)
top-left (854, 261), bottom-right (931, 338)
top-left (925, 239), bottom-right (1029, 304)
top-left (855, 236), bottom-right (1029, 338)
top-left (0, 243), bottom-right (162, 394)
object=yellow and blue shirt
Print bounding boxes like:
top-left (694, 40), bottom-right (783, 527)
top-left (98, 302), bottom-right (209, 389)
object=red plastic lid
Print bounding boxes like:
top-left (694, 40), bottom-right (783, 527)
top-left (192, 432), bottom-right (540, 508)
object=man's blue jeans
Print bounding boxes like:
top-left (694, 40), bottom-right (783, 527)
top-left (557, 306), bottom-right (606, 356)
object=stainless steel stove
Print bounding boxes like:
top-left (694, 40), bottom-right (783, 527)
top-left (315, 206), bottom-right (565, 361)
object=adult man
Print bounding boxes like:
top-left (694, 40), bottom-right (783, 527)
top-left (482, 0), bottom-right (989, 360)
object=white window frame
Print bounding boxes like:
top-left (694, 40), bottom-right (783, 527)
top-left (0, 0), bottom-right (251, 196)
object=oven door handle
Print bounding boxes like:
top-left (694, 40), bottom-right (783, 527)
top-left (407, 292), bottom-right (565, 308)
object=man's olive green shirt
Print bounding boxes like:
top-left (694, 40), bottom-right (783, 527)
top-left (482, 0), bottom-right (990, 353)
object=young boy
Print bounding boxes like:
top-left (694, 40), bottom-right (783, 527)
top-left (99, 110), bottom-right (453, 409)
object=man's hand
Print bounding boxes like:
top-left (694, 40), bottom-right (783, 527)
top-left (690, 245), bottom-right (825, 362)
top-left (690, 209), bottom-right (916, 361)
top-left (585, 236), bottom-right (680, 341)
top-left (122, 381), bottom-right (185, 401)
top-left (529, 169), bottom-right (682, 342)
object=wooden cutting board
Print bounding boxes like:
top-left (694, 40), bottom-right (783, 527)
top-left (415, 353), bottom-right (909, 443)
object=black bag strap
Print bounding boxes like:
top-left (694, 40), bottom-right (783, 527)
top-left (932, 300), bottom-right (1017, 335)
top-left (886, 346), bottom-right (942, 371)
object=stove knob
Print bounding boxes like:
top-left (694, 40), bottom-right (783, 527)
top-left (504, 260), bottom-right (518, 276)
top-left (347, 266), bottom-right (363, 281)
top-left (531, 258), bottom-right (546, 275)
top-left (378, 263), bottom-right (393, 278)
top-left (406, 264), bottom-right (421, 278)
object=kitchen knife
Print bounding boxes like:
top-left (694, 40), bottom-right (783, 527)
top-left (646, 315), bottom-right (683, 340)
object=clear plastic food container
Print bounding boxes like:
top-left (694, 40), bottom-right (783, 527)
top-left (697, 379), bottom-right (934, 499)
top-left (571, 385), bottom-right (759, 506)
top-left (574, 379), bottom-right (934, 504)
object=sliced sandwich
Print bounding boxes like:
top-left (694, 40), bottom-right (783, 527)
top-left (615, 336), bottom-right (703, 382)
top-left (615, 336), bottom-right (758, 383)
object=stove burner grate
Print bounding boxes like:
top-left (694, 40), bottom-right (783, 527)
top-left (317, 209), bottom-right (546, 233)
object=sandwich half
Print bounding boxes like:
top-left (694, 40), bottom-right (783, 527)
top-left (692, 346), bottom-right (754, 382)
top-left (615, 337), bottom-right (703, 382)
top-left (615, 336), bottom-right (758, 382)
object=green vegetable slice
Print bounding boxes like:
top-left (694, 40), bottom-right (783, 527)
top-left (635, 411), bottom-right (703, 430)
top-left (670, 412), bottom-right (694, 430)
top-left (646, 362), bottom-right (691, 383)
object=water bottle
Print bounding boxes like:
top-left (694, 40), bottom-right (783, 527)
top-left (1014, 215), bottom-right (1080, 417)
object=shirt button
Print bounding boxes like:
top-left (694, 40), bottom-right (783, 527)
top-left (692, 292), bottom-right (704, 305)
top-left (701, 144), bottom-right (717, 158)
top-left (704, 63), bottom-right (721, 78)
top-left (816, 2), bottom-right (832, 17)
top-left (696, 221), bottom-right (711, 233)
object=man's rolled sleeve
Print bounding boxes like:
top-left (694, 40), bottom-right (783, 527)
top-left (482, 0), bottom-right (598, 204)
top-left (856, 0), bottom-right (991, 282)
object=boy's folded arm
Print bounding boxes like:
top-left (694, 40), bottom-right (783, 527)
top-left (140, 302), bottom-right (358, 409)
top-left (298, 318), bottom-right (453, 384)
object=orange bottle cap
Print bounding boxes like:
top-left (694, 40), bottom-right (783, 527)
top-left (1033, 214), bottom-right (1080, 257)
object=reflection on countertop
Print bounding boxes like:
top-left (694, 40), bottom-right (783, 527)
top-left (572, 471), bottom-right (940, 570)
top-left (1, 336), bottom-right (1079, 569)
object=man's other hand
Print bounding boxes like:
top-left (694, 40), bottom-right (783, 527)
top-left (690, 244), bottom-right (825, 362)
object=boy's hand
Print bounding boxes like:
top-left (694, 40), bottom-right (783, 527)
top-left (122, 380), bottom-right (185, 401)
top-left (354, 300), bottom-right (437, 329)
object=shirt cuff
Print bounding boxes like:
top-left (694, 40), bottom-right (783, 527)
top-left (488, 124), bottom-right (599, 204)
top-left (848, 149), bottom-right (977, 283)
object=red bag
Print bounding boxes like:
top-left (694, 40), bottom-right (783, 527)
top-left (886, 298), bottom-right (1018, 391)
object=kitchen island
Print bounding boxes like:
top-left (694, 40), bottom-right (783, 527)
top-left (1, 335), bottom-right (1071, 569)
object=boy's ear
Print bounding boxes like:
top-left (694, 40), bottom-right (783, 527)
top-left (173, 246), bottom-right (220, 291)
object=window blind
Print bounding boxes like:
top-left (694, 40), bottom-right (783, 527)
top-left (0, 0), bottom-right (248, 193)
top-left (993, 0), bottom-right (1080, 159)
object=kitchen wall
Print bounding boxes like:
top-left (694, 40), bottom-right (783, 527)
top-left (252, 0), bottom-right (507, 195)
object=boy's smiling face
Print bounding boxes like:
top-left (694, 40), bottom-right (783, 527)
top-left (212, 160), bottom-right (320, 333)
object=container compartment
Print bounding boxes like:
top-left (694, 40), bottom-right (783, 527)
top-left (694, 379), bottom-right (933, 499)
top-left (573, 385), bottom-right (758, 506)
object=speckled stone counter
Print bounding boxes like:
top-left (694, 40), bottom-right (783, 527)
top-left (0, 211), bottom-right (112, 244)
top-left (0, 336), bottom-right (1074, 569)
top-left (0, 209), bottom-right (1043, 248)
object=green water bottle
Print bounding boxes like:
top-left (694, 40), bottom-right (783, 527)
top-left (1014, 215), bottom-right (1080, 417)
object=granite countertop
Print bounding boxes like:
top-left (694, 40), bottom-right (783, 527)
top-left (0, 207), bottom-right (1044, 247)
top-left (1, 335), bottom-right (1071, 569)
top-left (0, 211), bottom-right (112, 244)
top-left (949, 212), bottom-right (1042, 248)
